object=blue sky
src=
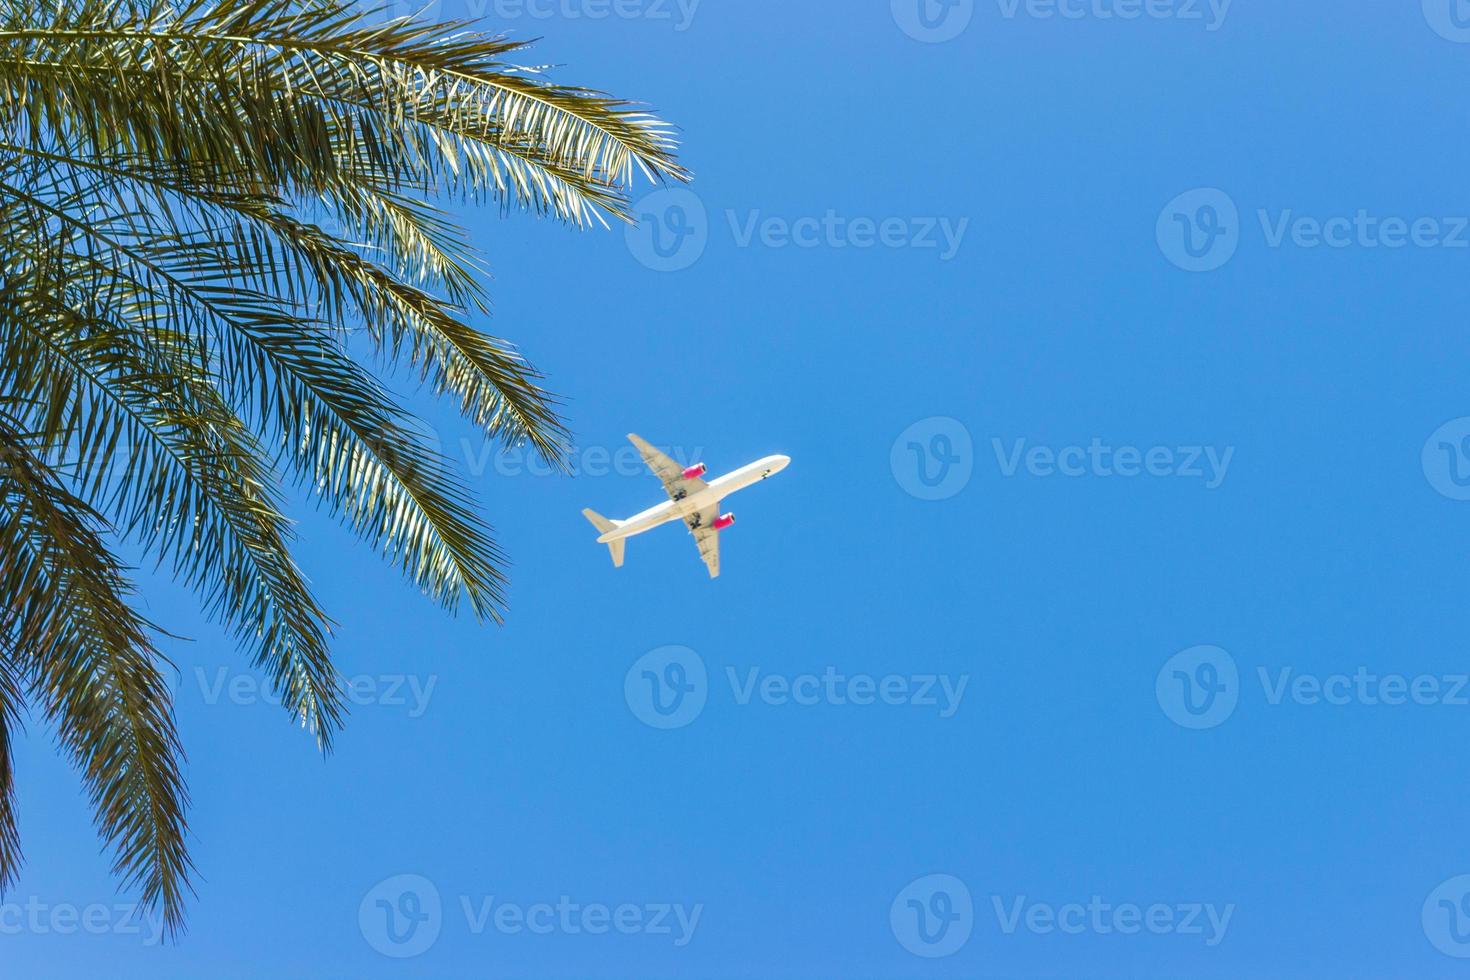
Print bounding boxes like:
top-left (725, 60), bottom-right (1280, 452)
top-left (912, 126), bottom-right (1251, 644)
top-left (14, 1), bottom-right (1470, 976)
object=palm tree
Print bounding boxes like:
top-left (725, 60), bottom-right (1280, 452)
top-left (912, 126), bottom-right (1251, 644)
top-left (0, 0), bottom-right (685, 935)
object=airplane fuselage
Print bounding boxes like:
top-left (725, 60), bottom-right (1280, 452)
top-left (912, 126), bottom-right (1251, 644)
top-left (596, 454), bottom-right (790, 543)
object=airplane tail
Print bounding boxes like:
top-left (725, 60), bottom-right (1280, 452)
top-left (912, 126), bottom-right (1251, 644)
top-left (581, 508), bottom-right (625, 568)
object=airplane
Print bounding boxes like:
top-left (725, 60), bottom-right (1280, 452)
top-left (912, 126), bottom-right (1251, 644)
top-left (582, 434), bottom-right (790, 578)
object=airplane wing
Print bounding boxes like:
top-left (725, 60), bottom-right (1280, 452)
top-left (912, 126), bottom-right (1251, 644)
top-left (686, 506), bottom-right (721, 579)
top-left (628, 433), bottom-right (707, 502)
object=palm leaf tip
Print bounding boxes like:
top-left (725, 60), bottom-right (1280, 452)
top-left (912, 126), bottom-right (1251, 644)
top-left (0, 419), bottom-right (194, 936)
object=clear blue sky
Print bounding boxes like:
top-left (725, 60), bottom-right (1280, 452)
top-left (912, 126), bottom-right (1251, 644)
top-left (14, 1), bottom-right (1470, 976)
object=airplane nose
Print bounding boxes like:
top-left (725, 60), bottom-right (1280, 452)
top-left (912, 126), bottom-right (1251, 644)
top-left (774, 455), bottom-right (791, 470)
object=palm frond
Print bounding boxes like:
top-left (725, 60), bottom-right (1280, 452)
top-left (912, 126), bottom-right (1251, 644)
top-left (0, 168), bottom-right (511, 616)
top-left (0, 0), bottom-right (686, 932)
top-left (0, 647), bottom-right (22, 893)
top-left (0, 279), bottom-right (346, 744)
top-left (0, 416), bottom-right (192, 934)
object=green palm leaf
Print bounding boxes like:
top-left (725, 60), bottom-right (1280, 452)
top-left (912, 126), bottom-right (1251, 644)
top-left (0, 0), bottom-right (685, 936)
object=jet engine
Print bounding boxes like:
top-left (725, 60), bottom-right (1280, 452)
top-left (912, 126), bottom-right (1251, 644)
top-left (712, 513), bottom-right (736, 531)
top-left (682, 462), bottom-right (708, 480)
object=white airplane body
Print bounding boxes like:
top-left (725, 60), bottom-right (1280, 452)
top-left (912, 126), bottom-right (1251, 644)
top-left (583, 434), bottom-right (790, 578)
